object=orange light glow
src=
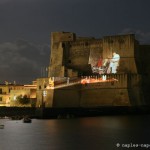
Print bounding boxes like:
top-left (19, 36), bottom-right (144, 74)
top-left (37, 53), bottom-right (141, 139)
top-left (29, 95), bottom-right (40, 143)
top-left (81, 77), bottom-right (118, 84)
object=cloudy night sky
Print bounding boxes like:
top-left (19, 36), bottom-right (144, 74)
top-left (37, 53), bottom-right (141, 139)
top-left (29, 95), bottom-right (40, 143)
top-left (0, 0), bottom-right (150, 84)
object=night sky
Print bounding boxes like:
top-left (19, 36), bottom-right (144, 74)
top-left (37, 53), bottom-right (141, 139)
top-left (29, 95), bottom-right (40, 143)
top-left (0, 0), bottom-right (150, 84)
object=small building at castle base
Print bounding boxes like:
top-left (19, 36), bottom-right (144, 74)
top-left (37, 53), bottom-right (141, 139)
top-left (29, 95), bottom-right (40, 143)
top-left (0, 83), bottom-right (37, 107)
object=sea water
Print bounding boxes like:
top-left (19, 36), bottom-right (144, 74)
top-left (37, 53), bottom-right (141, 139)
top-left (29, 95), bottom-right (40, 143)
top-left (0, 115), bottom-right (150, 150)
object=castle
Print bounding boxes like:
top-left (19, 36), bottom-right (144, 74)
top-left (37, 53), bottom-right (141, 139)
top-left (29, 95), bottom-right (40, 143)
top-left (36, 32), bottom-right (150, 108)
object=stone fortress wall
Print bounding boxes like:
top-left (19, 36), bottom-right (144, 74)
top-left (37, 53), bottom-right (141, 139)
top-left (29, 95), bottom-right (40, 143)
top-left (48, 32), bottom-right (139, 77)
top-left (36, 32), bottom-right (149, 108)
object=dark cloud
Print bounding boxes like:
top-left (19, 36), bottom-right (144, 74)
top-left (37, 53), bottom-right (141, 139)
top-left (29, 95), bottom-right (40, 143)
top-left (0, 0), bottom-right (150, 83)
top-left (0, 0), bottom-right (150, 42)
top-left (0, 40), bottom-right (50, 84)
top-left (120, 28), bottom-right (150, 44)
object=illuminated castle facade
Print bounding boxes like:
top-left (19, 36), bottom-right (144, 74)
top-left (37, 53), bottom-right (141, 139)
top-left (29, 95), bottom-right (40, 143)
top-left (36, 32), bottom-right (150, 108)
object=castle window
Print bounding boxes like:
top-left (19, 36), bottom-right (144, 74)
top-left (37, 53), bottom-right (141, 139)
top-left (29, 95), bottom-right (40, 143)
top-left (68, 60), bottom-right (71, 63)
top-left (0, 88), bottom-right (2, 94)
top-left (118, 39), bottom-right (124, 44)
top-left (85, 42), bottom-right (89, 46)
top-left (120, 92), bottom-right (124, 95)
top-left (62, 43), bottom-right (65, 48)
top-left (0, 97), bottom-right (2, 101)
top-left (111, 81), bottom-right (114, 86)
top-left (39, 86), bottom-right (41, 90)
top-left (108, 39), bottom-right (113, 44)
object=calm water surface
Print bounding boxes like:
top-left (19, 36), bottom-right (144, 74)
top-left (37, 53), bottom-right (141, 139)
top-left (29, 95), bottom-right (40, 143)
top-left (0, 115), bottom-right (150, 150)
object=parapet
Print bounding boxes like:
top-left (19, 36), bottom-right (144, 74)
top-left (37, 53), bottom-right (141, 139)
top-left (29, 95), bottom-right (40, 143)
top-left (51, 32), bottom-right (76, 43)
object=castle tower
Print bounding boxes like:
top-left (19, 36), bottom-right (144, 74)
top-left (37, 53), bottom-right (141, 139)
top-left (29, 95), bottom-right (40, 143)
top-left (48, 32), bottom-right (76, 77)
top-left (48, 32), bottom-right (103, 77)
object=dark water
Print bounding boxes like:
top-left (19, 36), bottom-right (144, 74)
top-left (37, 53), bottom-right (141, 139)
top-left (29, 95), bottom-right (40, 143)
top-left (0, 115), bottom-right (150, 150)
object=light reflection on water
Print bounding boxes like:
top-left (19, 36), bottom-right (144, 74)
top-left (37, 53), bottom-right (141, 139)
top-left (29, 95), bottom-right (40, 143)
top-left (0, 115), bottom-right (150, 150)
